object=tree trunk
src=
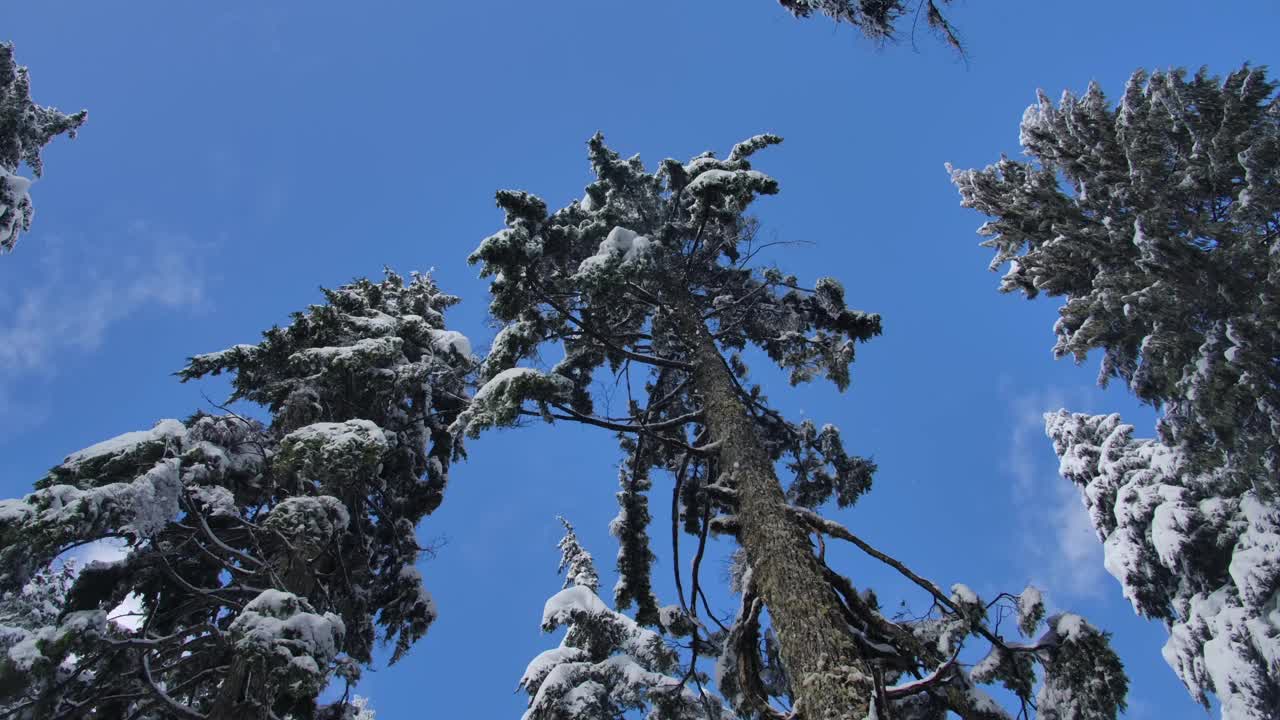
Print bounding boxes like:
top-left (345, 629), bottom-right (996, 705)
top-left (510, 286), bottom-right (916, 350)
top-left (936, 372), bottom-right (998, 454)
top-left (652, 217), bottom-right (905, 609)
top-left (670, 292), bottom-right (876, 719)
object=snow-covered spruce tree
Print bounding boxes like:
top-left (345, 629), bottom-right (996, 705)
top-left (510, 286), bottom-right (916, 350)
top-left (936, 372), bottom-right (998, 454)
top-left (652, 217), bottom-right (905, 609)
top-left (518, 518), bottom-right (731, 720)
top-left (951, 67), bottom-right (1280, 718)
top-left (0, 42), bottom-right (86, 254)
top-left (0, 270), bottom-right (470, 719)
top-left (775, 0), bottom-right (961, 50)
top-left (464, 134), bottom-right (1127, 719)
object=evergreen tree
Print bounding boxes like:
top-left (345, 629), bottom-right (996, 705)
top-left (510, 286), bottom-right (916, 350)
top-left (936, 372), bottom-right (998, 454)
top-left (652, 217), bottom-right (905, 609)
top-left (0, 42), bottom-right (86, 254)
top-left (951, 67), bottom-right (1280, 718)
top-left (0, 270), bottom-right (470, 719)
top-left (518, 519), bottom-right (730, 720)
top-left (775, 1), bottom-right (961, 51)
top-left (465, 133), bottom-right (1126, 719)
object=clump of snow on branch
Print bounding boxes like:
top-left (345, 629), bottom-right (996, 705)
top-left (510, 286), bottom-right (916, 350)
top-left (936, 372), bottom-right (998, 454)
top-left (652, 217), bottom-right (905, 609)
top-left (450, 367), bottom-right (573, 438)
top-left (575, 226), bottom-right (659, 280)
top-left (1017, 585), bottom-right (1046, 637)
top-left (428, 328), bottom-right (473, 358)
top-left (263, 496), bottom-right (350, 551)
top-left (275, 420), bottom-right (388, 492)
top-left (229, 589), bottom-right (347, 698)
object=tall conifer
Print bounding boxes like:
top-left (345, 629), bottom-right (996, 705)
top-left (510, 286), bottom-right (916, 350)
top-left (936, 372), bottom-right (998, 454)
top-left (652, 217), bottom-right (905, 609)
top-left (466, 134), bottom-right (1126, 719)
top-left (952, 66), bottom-right (1280, 718)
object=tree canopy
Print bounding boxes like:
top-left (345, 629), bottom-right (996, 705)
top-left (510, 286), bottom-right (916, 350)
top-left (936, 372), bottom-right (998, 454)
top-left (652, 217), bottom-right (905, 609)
top-left (0, 271), bottom-right (471, 719)
top-left (0, 42), bottom-right (85, 255)
top-left (467, 133), bottom-right (1127, 720)
top-left (952, 66), bottom-right (1280, 719)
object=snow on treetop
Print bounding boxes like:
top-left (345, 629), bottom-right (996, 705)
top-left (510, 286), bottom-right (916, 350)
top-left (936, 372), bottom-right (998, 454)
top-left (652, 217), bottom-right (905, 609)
top-left (555, 517), bottom-right (600, 594)
top-left (0, 43), bottom-right (87, 254)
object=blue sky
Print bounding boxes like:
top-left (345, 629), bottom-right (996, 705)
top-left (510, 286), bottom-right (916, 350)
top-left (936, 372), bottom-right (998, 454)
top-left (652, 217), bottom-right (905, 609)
top-left (3, 2), bottom-right (1277, 717)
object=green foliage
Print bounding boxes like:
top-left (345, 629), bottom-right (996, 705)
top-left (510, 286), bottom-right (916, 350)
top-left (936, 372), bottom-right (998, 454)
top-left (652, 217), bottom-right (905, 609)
top-left (955, 66), bottom-right (1280, 717)
top-left (0, 270), bottom-right (470, 717)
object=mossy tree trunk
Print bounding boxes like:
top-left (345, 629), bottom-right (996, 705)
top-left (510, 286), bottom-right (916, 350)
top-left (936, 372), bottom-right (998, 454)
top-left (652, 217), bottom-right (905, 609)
top-left (671, 289), bottom-right (875, 719)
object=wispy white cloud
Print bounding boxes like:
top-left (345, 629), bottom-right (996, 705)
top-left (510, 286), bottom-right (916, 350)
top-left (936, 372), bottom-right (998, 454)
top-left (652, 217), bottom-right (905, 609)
top-left (0, 222), bottom-right (205, 422)
top-left (0, 223), bottom-right (204, 373)
top-left (0, 226), bottom-right (206, 623)
top-left (1000, 382), bottom-right (1110, 602)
